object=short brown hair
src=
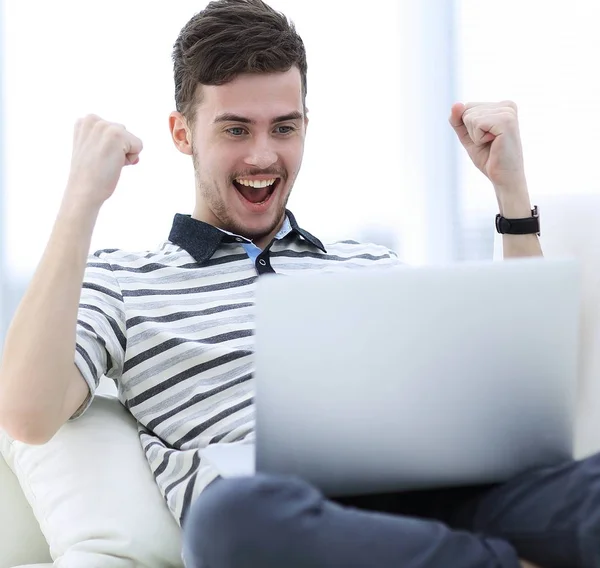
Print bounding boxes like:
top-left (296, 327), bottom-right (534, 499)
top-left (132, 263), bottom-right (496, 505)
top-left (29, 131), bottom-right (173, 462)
top-left (172, 0), bottom-right (308, 123)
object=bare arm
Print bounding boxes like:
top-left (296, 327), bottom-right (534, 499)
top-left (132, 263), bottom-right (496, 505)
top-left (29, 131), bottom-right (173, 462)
top-left (0, 115), bottom-right (143, 444)
top-left (449, 101), bottom-right (542, 260)
top-left (0, 201), bottom-right (100, 444)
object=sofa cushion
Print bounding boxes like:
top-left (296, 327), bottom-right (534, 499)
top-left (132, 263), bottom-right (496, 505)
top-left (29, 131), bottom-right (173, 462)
top-left (0, 452), bottom-right (52, 568)
top-left (0, 394), bottom-right (183, 567)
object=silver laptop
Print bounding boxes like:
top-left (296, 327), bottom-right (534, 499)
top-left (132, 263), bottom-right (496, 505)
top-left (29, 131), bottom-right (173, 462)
top-left (201, 258), bottom-right (581, 497)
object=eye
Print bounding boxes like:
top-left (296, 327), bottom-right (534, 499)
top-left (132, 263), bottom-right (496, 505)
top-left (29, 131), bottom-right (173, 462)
top-left (274, 125), bottom-right (296, 135)
top-left (226, 127), bottom-right (247, 137)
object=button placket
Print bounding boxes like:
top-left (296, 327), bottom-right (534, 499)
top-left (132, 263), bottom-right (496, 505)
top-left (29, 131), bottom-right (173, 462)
top-left (255, 251), bottom-right (275, 274)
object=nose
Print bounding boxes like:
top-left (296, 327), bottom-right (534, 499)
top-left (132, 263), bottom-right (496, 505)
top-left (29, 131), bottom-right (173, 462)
top-left (244, 137), bottom-right (277, 170)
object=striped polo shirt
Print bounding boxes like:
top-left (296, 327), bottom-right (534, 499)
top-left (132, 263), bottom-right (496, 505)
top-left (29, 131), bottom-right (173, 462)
top-left (73, 210), bottom-right (401, 526)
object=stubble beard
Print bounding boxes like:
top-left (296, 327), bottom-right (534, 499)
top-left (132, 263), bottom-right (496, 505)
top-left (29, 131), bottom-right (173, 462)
top-left (192, 152), bottom-right (293, 241)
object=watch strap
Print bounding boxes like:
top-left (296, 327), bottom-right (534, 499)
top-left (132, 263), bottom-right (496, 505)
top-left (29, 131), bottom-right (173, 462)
top-left (495, 205), bottom-right (540, 236)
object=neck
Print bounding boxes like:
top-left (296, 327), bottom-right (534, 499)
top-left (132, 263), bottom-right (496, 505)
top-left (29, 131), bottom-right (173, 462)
top-left (253, 219), bottom-right (285, 249)
top-left (191, 203), bottom-right (286, 250)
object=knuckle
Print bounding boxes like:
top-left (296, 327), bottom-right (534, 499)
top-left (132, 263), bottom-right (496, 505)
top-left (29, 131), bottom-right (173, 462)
top-left (91, 120), bottom-right (110, 136)
top-left (502, 111), bottom-right (518, 124)
top-left (84, 113), bottom-right (101, 125)
top-left (76, 114), bottom-right (95, 129)
top-left (106, 126), bottom-right (124, 141)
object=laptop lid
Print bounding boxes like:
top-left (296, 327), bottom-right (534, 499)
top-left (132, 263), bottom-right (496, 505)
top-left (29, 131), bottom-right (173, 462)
top-left (253, 258), bottom-right (580, 496)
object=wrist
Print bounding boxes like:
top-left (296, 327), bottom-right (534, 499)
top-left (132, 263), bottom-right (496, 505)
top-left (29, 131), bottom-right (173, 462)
top-left (494, 185), bottom-right (532, 218)
top-left (58, 191), bottom-right (102, 230)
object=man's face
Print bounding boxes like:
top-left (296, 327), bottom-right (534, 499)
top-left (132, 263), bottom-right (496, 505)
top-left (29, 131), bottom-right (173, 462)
top-left (178, 67), bottom-right (307, 243)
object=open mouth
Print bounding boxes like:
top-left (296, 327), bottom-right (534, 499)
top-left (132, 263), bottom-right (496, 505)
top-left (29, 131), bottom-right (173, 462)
top-left (233, 177), bottom-right (281, 207)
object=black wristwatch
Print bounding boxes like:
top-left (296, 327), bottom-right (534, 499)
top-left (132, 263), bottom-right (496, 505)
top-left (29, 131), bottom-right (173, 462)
top-left (495, 205), bottom-right (540, 236)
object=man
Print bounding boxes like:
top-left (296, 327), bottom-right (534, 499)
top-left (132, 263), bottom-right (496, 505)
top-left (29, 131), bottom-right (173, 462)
top-left (0, 1), bottom-right (596, 567)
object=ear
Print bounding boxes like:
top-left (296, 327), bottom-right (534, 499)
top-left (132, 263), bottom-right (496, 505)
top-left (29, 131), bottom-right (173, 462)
top-left (169, 111), bottom-right (193, 156)
top-left (304, 108), bottom-right (309, 131)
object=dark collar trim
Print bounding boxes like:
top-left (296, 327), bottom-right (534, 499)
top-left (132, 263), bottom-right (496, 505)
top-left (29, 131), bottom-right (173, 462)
top-left (168, 209), bottom-right (326, 265)
top-left (285, 209), bottom-right (327, 253)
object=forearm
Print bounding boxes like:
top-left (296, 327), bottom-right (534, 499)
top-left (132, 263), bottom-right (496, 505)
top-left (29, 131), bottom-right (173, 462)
top-left (496, 185), bottom-right (543, 260)
top-left (0, 194), bottom-right (99, 425)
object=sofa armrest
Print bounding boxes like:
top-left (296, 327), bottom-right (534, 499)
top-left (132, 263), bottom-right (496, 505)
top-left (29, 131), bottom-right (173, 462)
top-left (0, 440), bottom-right (51, 568)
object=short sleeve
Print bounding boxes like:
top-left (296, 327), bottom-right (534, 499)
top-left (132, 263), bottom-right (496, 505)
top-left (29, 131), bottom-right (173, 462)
top-left (387, 249), bottom-right (402, 264)
top-left (71, 252), bottom-right (126, 419)
top-left (373, 246), bottom-right (404, 268)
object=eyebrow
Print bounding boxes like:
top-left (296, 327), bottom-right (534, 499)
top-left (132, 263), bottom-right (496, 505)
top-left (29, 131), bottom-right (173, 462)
top-left (213, 111), bottom-right (304, 125)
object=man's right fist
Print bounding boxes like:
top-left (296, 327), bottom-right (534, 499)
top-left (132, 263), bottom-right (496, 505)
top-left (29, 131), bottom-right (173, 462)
top-left (65, 115), bottom-right (143, 209)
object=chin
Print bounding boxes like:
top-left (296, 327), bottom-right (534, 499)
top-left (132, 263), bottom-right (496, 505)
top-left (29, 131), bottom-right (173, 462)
top-left (230, 195), bottom-right (287, 238)
top-left (236, 212), bottom-right (282, 240)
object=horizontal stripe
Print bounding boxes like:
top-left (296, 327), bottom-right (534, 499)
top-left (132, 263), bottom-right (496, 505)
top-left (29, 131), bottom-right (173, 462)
top-left (75, 224), bottom-right (402, 525)
top-left (164, 451), bottom-right (201, 497)
top-left (205, 253), bottom-right (250, 267)
top-left (75, 343), bottom-right (99, 386)
top-left (121, 275), bottom-right (257, 297)
top-left (78, 319), bottom-right (114, 373)
top-left (123, 329), bottom-right (253, 373)
top-left (126, 302), bottom-right (253, 329)
top-left (152, 448), bottom-right (178, 481)
top-left (79, 303), bottom-right (127, 351)
top-left (270, 249), bottom-right (394, 262)
top-left (127, 349), bottom-right (253, 407)
top-left (145, 372), bottom-right (253, 431)
top-left (99, 261), bottom-right (199, 273)
top-left (180, 468), bottom-right (199, 524)
top-left (81, 282), bottom-right (123, 301)
top-left (173, 398), bottom-right (254, 449)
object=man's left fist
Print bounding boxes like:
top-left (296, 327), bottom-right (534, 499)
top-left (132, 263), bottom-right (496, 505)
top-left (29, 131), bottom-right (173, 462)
top-left (449, 101), bottom-right (527, 194)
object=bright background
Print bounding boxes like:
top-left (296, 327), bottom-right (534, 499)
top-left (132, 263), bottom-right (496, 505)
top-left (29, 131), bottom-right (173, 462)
top-left (1, 0), bottom-right (600, 343)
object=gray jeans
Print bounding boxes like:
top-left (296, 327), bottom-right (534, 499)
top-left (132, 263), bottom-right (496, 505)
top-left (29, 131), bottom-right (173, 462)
top-left (182, 453), bottom-right (600, 568)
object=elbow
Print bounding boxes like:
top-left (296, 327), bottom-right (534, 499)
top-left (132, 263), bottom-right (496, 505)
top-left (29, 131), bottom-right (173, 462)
top-left (0, 414), bottom-right (57, 445)
top-left (0, 390), bottom-right (57, 446)
top-left (4, 423), bottom-right (56, 446)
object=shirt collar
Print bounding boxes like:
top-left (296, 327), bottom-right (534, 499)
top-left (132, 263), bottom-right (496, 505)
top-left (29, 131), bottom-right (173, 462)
top-left (273, 215), bottom-right (293, 240)
top-left (168, 209), bottom-right (326, 265)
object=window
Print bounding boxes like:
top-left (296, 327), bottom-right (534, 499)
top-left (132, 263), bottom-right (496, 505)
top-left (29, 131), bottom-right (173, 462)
top-left (456, 0), bottom-right (600, 259)
top-left (1, 1), bottom-right (414, 280)
top-left (0, 0), bottom-right (462, 341)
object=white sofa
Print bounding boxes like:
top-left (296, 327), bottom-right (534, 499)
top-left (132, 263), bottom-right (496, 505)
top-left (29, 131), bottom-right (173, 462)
top-left (0, 379), bottom-right (123, 568)
top-left (0, 378), bottom-right (185, 567)
top-left (0, 439), bottom-right (53, 567)
top-left (1, 194), bottom-right (600, 566)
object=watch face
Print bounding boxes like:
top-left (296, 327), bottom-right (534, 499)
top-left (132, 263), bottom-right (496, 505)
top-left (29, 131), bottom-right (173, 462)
top-left (495, 215), bottom-right (511, 234)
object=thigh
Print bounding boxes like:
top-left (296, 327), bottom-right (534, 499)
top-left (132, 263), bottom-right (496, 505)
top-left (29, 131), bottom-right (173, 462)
top-left (449, 453), bottom-right (600, 568)
top-left (334, 484), bottom-right (495, 525)
top-left (183, 474), bottom-right (519, 568)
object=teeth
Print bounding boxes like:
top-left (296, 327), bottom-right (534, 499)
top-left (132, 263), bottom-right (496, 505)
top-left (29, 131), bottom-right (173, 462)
top-left (236, 178), bottom-right (276, 188)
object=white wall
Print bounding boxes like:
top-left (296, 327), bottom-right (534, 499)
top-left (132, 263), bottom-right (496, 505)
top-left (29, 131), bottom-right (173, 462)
top-left (2, 0), bottom-right (430, 284)
top-left (457, 0), bottom-right (600, 216)
top-left (0, 0), bottom-right (6, 346)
